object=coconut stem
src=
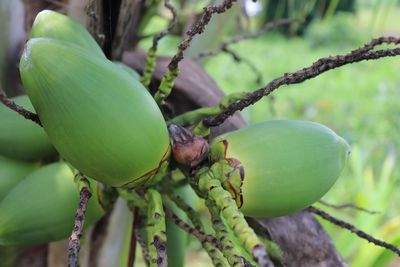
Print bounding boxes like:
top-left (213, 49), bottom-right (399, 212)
top-left (117, 188), bottom-right (147, 208)
top-left (145, 189), bottom-right (168, 267)
top-left (68, 179), bottom-right (92, 267)
top-left (164, 194), bottom-right (229, 266)
top-left (205, 198), bottom-right (252, 266)
top-left (154, 68), bottom-right (180, 107)
top-left (0, 89), bottom-right (42, 126)
top-left (141, 0), bottom-right (177, 89)
top-left (141, 47), bottom-right (157, 89)
top-left (196, 169), bottom-right (274, 267)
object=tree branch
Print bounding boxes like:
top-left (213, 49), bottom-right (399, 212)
top-left (152, 0), bottom-right (178, 50)
top-left (194, 18), bottom-right (299, 60)
top-left (318, 200), bottom-right (379, 215)
top-left (0, 90), bottom-right (41, 126)
top-left (203, 36), bottom-right (400, 127)
top-left (307, 206), bottom-right (400, 256)
top-left (142, 0), bottom-right (178, 88)
top-left (164, 207), bottom-right (220, 247)
top-left (223, 47), bottom-right (263, 85)
top-left (167, 0), bottom-right (237, 71)
top-left (68, 187), bottom-right (92, 267)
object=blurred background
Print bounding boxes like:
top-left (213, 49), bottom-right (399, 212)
top-left (1, 0), bottom-right (400, 266)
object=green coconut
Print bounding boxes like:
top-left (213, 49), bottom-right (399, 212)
top-left (0, 95), bottom-right (56, 161)
top-left (210, 120), bottom-right (350, 218)
top-left (0, 162), bottom-right (104, 245)
top-left (19, 38), bottom-right (170, 188)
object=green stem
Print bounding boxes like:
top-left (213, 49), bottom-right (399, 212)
top-left (117, 188), bottom-right (147, 208)
top-left (164, 194), bottom-right (230, 267)
top-left (205, 198), bottom-right (249, 266)
top-left (141, 47), bottom-right (157, 88)
top-left (174, 92), bottom-right (247, 136)
top-left (154, 68), bottom-right (180, 107)
top-left (145, 188), bottom-right (168, 267)
top-left (73, 172), bottom-right (91, 192)
top-left (168, 106), bottom-right (220, 126)
top-left (197, 169), bottom-right (273, 267)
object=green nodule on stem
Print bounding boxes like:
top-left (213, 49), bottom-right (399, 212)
top-left (206, 198), bottom-right (249, 266)
top-left (168, 92), bottom-right (248, 136)
top-left (141, 47), bottom-right (158, 88)
top-left (145, 189), bottom-right (167, 267)
top-left (154, 68), bottom-right (180, 106)
top-left (163, 190), bottom-right (229, 267)
top-left (196, 168), bottom-right (268, 265)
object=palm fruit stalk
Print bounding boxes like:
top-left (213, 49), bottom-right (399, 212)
top-left (163, 191), bottom-right (229, 267)
top-left (19, 38), bottom-right (170, 188)
top-left (195, 168), bottom-right (273, 267)
top-left (144, 188), bottom-right (167, 267)
top-left (209, 120), bottom-right (350, 218)
top-left (163, 185), bottom-right (211, 267)
top-left (0, 162), bottom-right (104, 245)
top-left (30, 10), bottom-right (105, 58)
top-left (205, 198), bottom-right (252, 266)
top-left (0, 95), bottom-right (56, 161)
top-left (0, 155), bottom-right (38, 201)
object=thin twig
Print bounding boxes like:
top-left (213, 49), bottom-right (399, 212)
top-left (318, 200), bottom-right (379, 215)
top-left (164, 207), bottom-right (220, 246)
top-left (168, 0), bottom-right (237, 70)
top-left (142, 0), bottom-right (178, 88)
top-left (68, 187), bottom-right (92, 267)
top-left (0, 90), bottom-right (41, 126)
top-left (152, 0), bottom-right (178, 50)
top-left (223, 47), bottom-right (263, 85)
top-left (203, 36), bottom-right (400, 127)
top-left (135, 228), bottom-right (151, 264)
top-left (164, 193), bottom-right (229, 266)
top-left (153, 235), bottom-right (168, 267)
top-left (194, 18), bottom-right (299, 60)
top-left (307, 206), bottom-right (400, 256)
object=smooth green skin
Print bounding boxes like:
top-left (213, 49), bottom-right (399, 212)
top-left (30, 10), bottom-right (105, 58)
top-left (114, 61), bottom-right (141, 80)
top-left (0, 162), bottom-right (104, 245)
top-left (19, 38), bottom-right (170, 187)
top-left (0, 156), bottom-right (38, 201)
top-left (0, 95), bottom-right (56, 161)
top-left (211, 120), bottom-right (350, 218)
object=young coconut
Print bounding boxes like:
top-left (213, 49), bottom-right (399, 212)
top-left (0, 95), bottom-right (56, 162)
top-left (0, 162), bottom-right (104, 245)
top-left (19, 38), bottom-right (170, 188)
top-left (0, 155), bottom-right (38, 201)
top-left (209, 120), bottom-right (350, 218)
top-left (30, 10), bottom-right (105, 58)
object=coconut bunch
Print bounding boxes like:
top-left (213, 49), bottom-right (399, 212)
top-left (0, 10), bottom-right (350, 267)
